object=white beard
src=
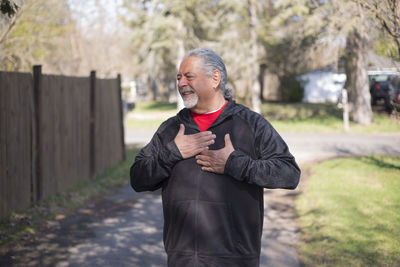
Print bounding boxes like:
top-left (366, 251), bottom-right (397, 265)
top-left (183, 92), bottom-right (199, 109)
top-left (179, 86), bottom-right (199, 109)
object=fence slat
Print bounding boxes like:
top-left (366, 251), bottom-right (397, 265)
top-left (33, 66), bottom-right (42, 200)
top-left (94, 78), bottom-right (123, 174)
top-left (117, 74), bottom-right (126, 161)
top-left (0, 72), bottom-right (33, 219)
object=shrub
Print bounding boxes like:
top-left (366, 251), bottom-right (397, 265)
top-left (279, 74), bottom-right (304, 102)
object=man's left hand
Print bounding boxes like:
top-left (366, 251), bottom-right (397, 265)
top-left (195, 134), bottom-right (235, 174)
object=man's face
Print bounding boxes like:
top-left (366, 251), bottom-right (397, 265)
top-left (177, 57), bottom-right (216, 110)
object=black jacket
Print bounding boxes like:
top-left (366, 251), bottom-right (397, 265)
top-left (130, 101), bottom-right (300, 267)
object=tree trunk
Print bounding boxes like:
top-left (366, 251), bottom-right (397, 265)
top-left (395, 38), bottom-right (400, 61)
top-left (156, 78), bottom-right (167, 101)
top-left (259, 64), bottom-right (267, 101)
top-left (344, 28), bottom-right (373, 125)
top-left (248, 0), bottom-right (261, 113)
top-left (147, 75), bottom-right (156, 101)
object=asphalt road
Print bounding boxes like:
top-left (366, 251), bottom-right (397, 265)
top-left (1, 130), bottom-right (399, 267)
top-left (126, 130), bottom-right (400, 163)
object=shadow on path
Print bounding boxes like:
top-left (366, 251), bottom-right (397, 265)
top-left (1, 186), bottom-right (167, 267)
top-left (1, 183), bottom-right (303, 267)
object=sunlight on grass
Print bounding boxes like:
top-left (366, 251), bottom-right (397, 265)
top-left (125, 101), bottom-right (177, 130)
top-left (262, 102), bottom-right (400, 133)
top-left (134, 101), bottom-right (176, 112)
top-left (297, 156), bottom-right (400, 266)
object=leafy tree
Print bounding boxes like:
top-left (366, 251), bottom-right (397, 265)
top-left (248, 0), bottom-right (261, 112)
top-left (271, 0), bottom-right (374, 124)
top-left (1, 0), bottom-right (132, 78)
top-left (358, 0), bottom-right (400, 61)
top-left (375, 32), bottom-right (399, 59)
top-left (0, 0), bottom-right (75, 72)
top-left (0, 0), bottom-right (18, 17)
top-left (122, 0), bottom-right (269, 111)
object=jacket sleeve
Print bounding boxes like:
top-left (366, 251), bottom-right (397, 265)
top-left (130, 123), bottom-right (182, 192)
top-left (224, 115), bottom-right (300, 189)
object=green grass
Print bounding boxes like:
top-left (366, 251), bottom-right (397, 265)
top-left (262, 102), bottom-right (400, 133)
top-left (125, 101), bottom-right (176, 130)
top-left (134, 101), bottom-right (177, 112)
top-left (296, 155), bottom-right (400, 266)
top-left (0, 148), bottom-right (139, 246)
top-left (125, 101), bottom-right (400, 133)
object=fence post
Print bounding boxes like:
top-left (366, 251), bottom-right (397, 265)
top-left (90, 71), bottom-right (96, 179)
top-left (33, 65), bottom-right (42, 200)
top-left (117, 74), bottom-right (126, 161)
top-left (342, 88), bottom-right (349, 132)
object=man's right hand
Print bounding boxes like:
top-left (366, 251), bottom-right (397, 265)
top-left (174, 124), bottom-right (216, 159)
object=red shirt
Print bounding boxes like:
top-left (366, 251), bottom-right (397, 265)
top-left (190, 101), bottom-right (228, 132)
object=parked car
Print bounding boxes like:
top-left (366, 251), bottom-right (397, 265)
top-left (389, 76), bottom-right (400, 112)
top-left (369, 73), bottom-right (396, 113)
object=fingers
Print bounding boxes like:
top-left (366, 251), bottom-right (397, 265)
top-left (189, 131), bottom-right (216, 147)
top-left (176, 124), bottom-right (185, 136)
top-left (192, 146), bottom-right (209, 156)
top-left (224, 133), bottom-right (230, 145)
top-left (196, 158), bottom-right (212, 167)
top-left (196, 154), bottom-right (214, 171)
top-left (193, 131), bottom-right (216, 142)
top-left (224, 133), bottom-right (234, 148)
top-left (196, 154), bottom-right (212, 167)
top-left (174, 127), bottom-right (214, 159)
top-left (201, 167), bottom-right (213, 172)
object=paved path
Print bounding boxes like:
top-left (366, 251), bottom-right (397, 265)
top-left (1, 130), bottom-right (399, 267)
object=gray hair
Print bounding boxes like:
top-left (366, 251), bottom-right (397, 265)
top-left (183, 48), bottom-right (233, 100)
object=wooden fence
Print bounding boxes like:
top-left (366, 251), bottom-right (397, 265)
top-left (0, 66), bottom-right (125, 219)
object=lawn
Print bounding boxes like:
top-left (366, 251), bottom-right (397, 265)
top-left (262, 102), bottom-right (400, 133)
top-left (296, 155), bottom-right (400, 266)
top-left (124, 101), bottom-right (177, 130)
top-left (125, 101), bottom-right (400, 133)
top-left (133, 101), bottom-right (177, 112)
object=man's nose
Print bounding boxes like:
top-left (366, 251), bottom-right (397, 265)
top-left (178, 77), bottom-right (188, 88)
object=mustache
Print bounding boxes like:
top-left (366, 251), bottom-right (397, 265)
top-left (179, 86), bottom-right (195, 94)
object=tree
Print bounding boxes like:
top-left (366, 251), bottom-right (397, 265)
top-left (271, 0), bottom-right (374, 124)
top-left (342, 1), bottom-right (374, 124)
top-left (358, 0), bottom-right (400, 61)
top-left (1, 0), bottom-right (135, 79)
top-left (122, 0), bottom-right (244, 104)
top-left (65, 0), bottom-right (135, 78)
top-left (0, 0), bottom-right (75, 72)
top-left (0, 0), bottom-right (19, 17)
top-left (122, 0), bottom-right (190, 102)
top-left (344, 28), bottom-right (373, 124)
top-left (248, 0), bottom-right (261, 113)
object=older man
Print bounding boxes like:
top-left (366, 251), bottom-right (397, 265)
top-left (130, 48), bottom-right (300, 267)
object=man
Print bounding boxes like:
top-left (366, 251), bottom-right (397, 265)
top-left (130, 48), bottom-right (300, 267)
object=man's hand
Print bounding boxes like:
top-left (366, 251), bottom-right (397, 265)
top-left (195, 134), bottom-right (235, 174)
top-left (174, 124), bottom-right (216, 159)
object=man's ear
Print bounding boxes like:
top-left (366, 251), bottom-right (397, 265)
top-left (212, 69), bottom-right (221, 89)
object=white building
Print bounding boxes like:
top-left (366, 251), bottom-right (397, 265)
top-left (299, 70), bottom-right (346, 103)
